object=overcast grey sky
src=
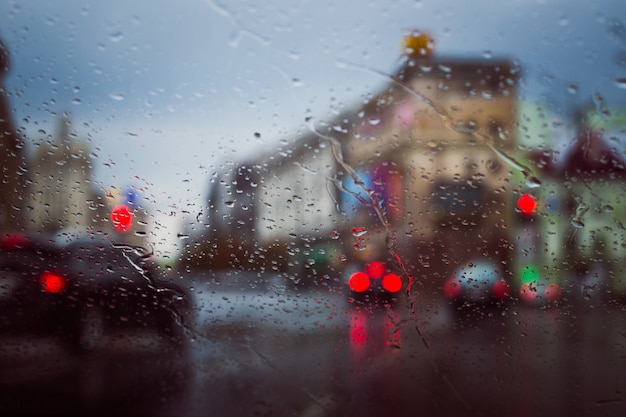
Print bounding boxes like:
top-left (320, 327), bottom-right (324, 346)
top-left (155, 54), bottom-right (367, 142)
top-left (1, 0), bottom-right (624, 254)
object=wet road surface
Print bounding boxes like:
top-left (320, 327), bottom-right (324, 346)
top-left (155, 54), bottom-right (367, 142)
top-left (1, 278), bottom-right (625, 417)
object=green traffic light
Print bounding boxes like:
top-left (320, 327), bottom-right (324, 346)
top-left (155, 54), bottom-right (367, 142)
top-left (520, 264), bottom-right (539, 284)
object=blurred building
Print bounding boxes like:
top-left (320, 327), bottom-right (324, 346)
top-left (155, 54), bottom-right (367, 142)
top-left (514, 103), bottom-right (626, 301)
top-left (180, 161), bottom-right (261, 270)
top-left (185, 32), bottom-right (521, 287)
top-left (27, 115), bottom-right (94, 233)
top-left (24, 115), bottom-right (150, 247)
top-left (312, 50), bottom-right (519, 286)
top-left (184, 144), bottom-right (338, 273)
top-left (513, 102), bottom-right (573, 292)
top-left (0, 38), bottom-right (27, 232)
top-left (560, 110), bottom-right (626, 298)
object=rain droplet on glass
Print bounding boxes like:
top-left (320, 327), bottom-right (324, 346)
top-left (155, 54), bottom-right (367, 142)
top-left (110, 32), bottom-right (123, 42)
top-left (109, 92), bottom-right (125, 101)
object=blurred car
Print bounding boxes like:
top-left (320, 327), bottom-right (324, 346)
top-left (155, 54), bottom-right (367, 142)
top-left (0, 232), bottom-right (190, 351)
top-left (346, 260), bottom-right (404, 306)
top-left (443, 260), bottom-right (511, 309)
top-left (0, 233), bottom-right (73, 336)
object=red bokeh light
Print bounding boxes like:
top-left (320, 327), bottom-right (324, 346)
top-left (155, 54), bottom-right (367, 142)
top-left (350, 313), bottom-right (368, 347)
top-left (382, 273), bottom-right (403, 293)
top-left (517, 193), bottom-right (537, 215)
top-left (443, 278), bottom-right (462, 299)
top-left (544, 283), bottom-right (561, 301)
top-left (39, 271), bottom-right (66, 293)
top-left (348, 271), bottom-right (371, 293)
top-left (519, 283), bottom-right (538, 301)
top-left (365, 261), bottom-right (385, 279)
top-left (492, 280), bottom-right (511, 300)
top-left (0, 233), bottom-right (30, 250)
top-left (111, 204), bottom-right (133, 232)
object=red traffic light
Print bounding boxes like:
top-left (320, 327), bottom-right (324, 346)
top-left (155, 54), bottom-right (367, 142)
top-left (517, 193), bottom-right (537, 215)
top-left (111, 204), bottom-right (133, 232)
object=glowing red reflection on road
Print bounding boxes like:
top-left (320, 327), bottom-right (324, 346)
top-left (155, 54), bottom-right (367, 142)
top-left (350, 311), bottom-right (368, 349)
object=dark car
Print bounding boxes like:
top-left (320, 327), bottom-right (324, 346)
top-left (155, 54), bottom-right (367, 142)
top-left (345, 260), bottom-right (404, 306)
top-left (0, 232), bottom-right (190, 351)
top-left (0, 233), bottom-right (75, 336)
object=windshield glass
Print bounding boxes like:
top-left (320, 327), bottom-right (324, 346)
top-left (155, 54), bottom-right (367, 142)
top-left (1, 1), bottom-right (625, 416)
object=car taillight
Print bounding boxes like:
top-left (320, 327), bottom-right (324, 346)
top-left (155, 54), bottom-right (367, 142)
top-left (443, 278), bottom-right (461, 299)
top-left (39, 271), bottom-right (66, 294)
top-left (382, 273), bottom-right (402, 293)
top-left (519, 283), bottom-right (537, 301)
top-left (492, 280), bottom-right (511, 300)
top-left (365, 261), bottom-right (385, 279)
top-left (349, 271), bottom-right (370, 293)
top-left (1, 233), bottom-right (31, 250)
top-left (544, 283), bottom-right (561, 301)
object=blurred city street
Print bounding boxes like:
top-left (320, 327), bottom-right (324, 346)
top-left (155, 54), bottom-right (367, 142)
top-left (1, 2), bottom-right (626, 417)
top-left (1, 270), bottom-right (624, 417)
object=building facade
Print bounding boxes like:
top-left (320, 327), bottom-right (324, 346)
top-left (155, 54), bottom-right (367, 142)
top-left (0, 38), bottom-right (27, 233)
top-left (187, 41), bottom-right (523, 293)
top-left (27, 116), bottom-right (94, 234)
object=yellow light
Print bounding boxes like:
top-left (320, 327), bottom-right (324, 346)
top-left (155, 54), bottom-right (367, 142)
top-left (402, 30), bottom-right (435, 57)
